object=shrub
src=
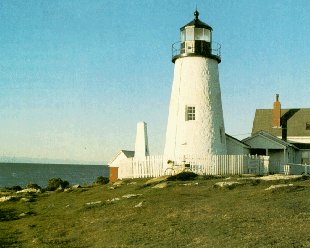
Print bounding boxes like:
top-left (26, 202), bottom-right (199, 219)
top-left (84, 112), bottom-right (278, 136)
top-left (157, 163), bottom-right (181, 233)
top-left (5, 185), bottom-right (22, 191)
top-left (46, 178), bottom-right (69, 191)
top-left (26, 183), bottom-right (41, 190)
top-left (62, 180), bottom-right (70, 189)
top-left (167, 172), bottom-right (198, 181)
top-left (96, 176), bottom-right (109, 185)
top-left (201, 175), bottom-right (220, 180)
top-left (301, 174), bottom-right (310, 180)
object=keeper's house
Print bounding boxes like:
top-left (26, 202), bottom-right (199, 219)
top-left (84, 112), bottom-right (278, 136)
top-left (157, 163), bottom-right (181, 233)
top-left (243, 95), bottom-right (310, 171)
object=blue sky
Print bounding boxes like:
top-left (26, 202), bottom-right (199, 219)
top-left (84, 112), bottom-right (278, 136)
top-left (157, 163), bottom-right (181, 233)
top-left (0, 0), bottom-right (309, 164)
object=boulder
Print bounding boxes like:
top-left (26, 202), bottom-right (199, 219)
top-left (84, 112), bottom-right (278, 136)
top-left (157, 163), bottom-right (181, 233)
top-left (113, 181), bottom-right (125, 187)
top-left (21, 197), bottom-right (31, 202)
top-left (260, 175), bottom-right (302, 181)
top-left (152, 182), bottom-right (169, 189)
top-left (56, 186), bottom-right (64, 192)
top-left (145, 176), bottom-right (169, 186)
top-left (214, 181), bottom-right (242, 189)
top-left (122, 194), bottom-right (142, 199)
top-left (265, 184), bottom-right (293, 190)
top-left (127, 182), bottom-right (137, 185)
top-left (17, 188), bottom-right (41, 194)
top-left (86, 201), bottom-right (102, 205)
top-left (106, 198), bottom-right (120, 203)
top-left (134, 202), bottom-right (143, 208)
top-left (0, 196), bottom-right (15, 202)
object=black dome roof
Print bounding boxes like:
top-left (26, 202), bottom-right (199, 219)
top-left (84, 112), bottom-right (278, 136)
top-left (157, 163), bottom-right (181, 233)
top-left (180, 10), bottom-right (213, 31)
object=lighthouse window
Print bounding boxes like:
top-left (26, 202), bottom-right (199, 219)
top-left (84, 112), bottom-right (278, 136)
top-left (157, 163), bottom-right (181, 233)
top-left (306, 122), bottom-right (310, 130)
top-left (186, 106), bottom-right (195, 121)
top-left (220, 128), bottom-right (224, 143)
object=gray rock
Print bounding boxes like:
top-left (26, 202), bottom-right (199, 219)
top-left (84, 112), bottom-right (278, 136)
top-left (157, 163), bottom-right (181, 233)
top-left (135, 202), bottom-right (143, 208)
top-left (214, 181), bottom-right (241, 188)
top-left (122, 194), bottom-right (142, 199)
top-left (113, 181), bottom-right (125, 187)
top-left (127, 182), bottom-right (137, 185)
top-left (265, 184), bottom-right (293, 190)
top-left (152, 182), bottom-right (169, 189)
top-left (21, 197), bottom-right (31, 202)
top-left (17, 188), bottom-right (41, 194)
top-left (0, 196), bottom-right (15, 202)
top-left (106, 198), bottom-right (120, 202)
top-left (145, 176), bottom-right (169, 186)
top-left (86, 201), bottom-right (102, 205)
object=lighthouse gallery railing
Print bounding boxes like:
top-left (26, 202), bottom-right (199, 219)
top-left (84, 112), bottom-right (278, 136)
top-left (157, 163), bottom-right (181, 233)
top-left (172, 41), bottom-right (221, 60)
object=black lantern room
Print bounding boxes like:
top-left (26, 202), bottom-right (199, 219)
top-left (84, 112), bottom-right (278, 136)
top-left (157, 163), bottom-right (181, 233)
top-left (172, 10), bottom-right (221, 63)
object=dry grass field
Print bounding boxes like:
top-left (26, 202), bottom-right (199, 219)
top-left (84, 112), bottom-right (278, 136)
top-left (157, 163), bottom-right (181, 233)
top-left (1, 174), bottom-right (309, 248)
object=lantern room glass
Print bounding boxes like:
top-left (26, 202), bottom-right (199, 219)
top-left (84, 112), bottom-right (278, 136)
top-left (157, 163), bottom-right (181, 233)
top-left (181, 30), bottom-right (186, 42)
top-left (182, 27), bottom-right (211, 42)
top-left (195, 28), bottom-right (211, 42)
top-left (185, 27), bottom-right (194, 41)
top-left (194, 28), bottom-right (204, 40)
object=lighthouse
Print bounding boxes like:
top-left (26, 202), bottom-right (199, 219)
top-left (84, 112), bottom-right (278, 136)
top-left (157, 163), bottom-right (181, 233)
top-left (164, 10), bottom-right (227, 160)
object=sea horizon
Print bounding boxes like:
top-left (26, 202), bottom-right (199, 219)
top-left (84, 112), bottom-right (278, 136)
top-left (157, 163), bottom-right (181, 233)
top-left (0, 162), bottom-right (109, 188)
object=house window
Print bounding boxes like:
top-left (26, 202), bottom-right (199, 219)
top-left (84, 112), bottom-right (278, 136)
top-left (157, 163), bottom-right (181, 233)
top-left (306, 123), bottom-right (310, 130)
top-left (186, 106), bottom-right (195, 121)
top-left (301, 151), bottom-right (309, 165)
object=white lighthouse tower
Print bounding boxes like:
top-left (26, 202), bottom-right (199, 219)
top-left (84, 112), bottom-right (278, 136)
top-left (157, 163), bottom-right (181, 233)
top-left (164, 10), bottom-right (227, 160)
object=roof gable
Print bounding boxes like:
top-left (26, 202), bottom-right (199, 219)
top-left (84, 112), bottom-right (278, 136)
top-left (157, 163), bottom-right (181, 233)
top-left (225, 133), bottom-right (250, 148)
top-left (109, 150), bottom-right (135, 165)
top-left (243, 131), bottom-right (298, 150)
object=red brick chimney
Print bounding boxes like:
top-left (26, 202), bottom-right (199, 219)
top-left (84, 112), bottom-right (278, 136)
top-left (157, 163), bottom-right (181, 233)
top-left (273, 94), bottom-right (281, 128)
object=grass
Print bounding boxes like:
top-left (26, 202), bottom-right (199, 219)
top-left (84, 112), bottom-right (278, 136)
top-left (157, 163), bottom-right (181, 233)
top-left (0, 176), bottom-right (309, 248)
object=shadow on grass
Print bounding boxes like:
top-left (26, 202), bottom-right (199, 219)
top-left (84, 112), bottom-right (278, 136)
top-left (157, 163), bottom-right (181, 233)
top-left (0, 229), bottom-right (22, 248)
top-left (268, 185), bottom-right (306, 193)
top-left (167, 172), bottom-right (198, 181)
top-left (79, 202), bottom-right (108, 212)
top-left (0, 208), bottom-right (20, 222)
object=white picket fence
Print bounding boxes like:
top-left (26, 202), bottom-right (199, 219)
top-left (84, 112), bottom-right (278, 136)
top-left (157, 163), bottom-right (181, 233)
top-left (117, 154), bottom-right (269, 179)
top-left (284, 163), bottom-right (310, 175)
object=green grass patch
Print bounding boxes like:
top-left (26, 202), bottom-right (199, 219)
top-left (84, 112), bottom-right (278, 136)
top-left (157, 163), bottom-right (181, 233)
top-left (0, 176), bottom-right (309, 247)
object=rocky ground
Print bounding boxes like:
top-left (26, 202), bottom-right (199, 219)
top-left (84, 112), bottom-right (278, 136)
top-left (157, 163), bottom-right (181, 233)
top-left (1, 173), bottom-right (309, 247)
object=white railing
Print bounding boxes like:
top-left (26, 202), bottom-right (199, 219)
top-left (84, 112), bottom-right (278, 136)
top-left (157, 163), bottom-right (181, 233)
top-left (283, 163), bottom-right (310, 175)
top-left (117, 154), bottom-right (269, 179)
top-left (172, 41), bottom-right (221, 59)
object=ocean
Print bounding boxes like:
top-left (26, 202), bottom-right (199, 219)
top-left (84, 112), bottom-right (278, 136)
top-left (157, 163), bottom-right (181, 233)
top-left (0, 163), bottom-right (109, 188)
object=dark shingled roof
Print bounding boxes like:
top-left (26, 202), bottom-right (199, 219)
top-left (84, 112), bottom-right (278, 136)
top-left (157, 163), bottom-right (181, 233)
top-left (252, 108), bottom-right (310, 137)
top-left (291, 143), bottom-right (310, 149)
top-left (180, 18), bottom-right (212, 31)
top-left (180, 10), bottom-right (213, 31)
top-left (121, 150), bottom-right (135, 158)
